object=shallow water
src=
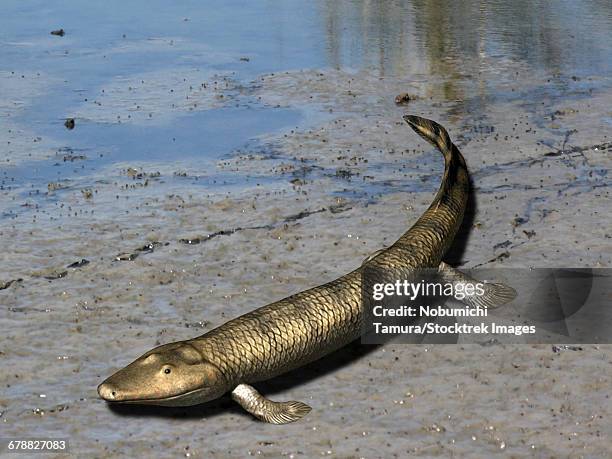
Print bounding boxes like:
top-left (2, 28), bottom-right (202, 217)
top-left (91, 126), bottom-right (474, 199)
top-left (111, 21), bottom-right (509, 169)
top-left (1, 1), bottom-right (611, 458)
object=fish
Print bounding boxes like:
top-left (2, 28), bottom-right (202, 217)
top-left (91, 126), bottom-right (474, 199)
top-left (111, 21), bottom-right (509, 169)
top-left (98, 115), bottom-right (516, 423)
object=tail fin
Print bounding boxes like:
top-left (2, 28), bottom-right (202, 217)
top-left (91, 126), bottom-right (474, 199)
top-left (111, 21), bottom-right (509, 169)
top-left (403, 115), bottom-right (452, 156)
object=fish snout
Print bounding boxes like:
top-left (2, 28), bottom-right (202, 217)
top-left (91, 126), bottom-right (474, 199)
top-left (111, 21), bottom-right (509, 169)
top-left (97, 382), bottom-right (118, 401)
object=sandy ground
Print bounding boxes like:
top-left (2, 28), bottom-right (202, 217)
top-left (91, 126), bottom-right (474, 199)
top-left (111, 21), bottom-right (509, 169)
top-left (1, 56), bottom-right (611, 458)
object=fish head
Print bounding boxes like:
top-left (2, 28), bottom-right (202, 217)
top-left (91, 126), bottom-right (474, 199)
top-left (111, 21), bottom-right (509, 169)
top-left (403, 115), bottom-right (451, 150)
top-left (97, 342), bottom-right (227, 406)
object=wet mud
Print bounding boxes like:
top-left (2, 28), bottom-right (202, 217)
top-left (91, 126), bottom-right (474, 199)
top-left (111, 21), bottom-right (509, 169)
top-left (1, 0), bottom-right (611, 457)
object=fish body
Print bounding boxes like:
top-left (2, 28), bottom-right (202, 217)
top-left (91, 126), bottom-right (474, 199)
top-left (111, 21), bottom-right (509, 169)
top-left (98, 116), bottom-right (511, 422)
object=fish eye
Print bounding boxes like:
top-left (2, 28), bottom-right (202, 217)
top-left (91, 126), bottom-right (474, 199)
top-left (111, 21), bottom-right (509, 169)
top-left (164, 368), bottom-right (171, 374)
top-left (161, 366), bottom-right (172, 375)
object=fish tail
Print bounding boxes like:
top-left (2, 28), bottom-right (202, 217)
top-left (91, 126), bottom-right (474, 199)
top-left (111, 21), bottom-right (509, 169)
top-left (403, 115), bottom-right (453, 160)
top-left (395, 115), bottom-right (469, 255)
top-left (403, 114), bottom-right (467, 173)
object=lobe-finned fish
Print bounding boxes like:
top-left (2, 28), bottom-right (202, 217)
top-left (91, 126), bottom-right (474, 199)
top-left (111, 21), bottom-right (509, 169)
top-left (98, 115), bottom-right (516, 423)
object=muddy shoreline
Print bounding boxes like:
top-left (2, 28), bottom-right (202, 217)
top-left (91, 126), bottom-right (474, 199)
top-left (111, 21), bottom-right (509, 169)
top-left (2, 1), bottom-right (611, 457)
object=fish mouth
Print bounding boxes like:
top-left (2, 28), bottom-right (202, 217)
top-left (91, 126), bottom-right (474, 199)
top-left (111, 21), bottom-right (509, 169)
top-left (98, 384), bottom-right (206, 405)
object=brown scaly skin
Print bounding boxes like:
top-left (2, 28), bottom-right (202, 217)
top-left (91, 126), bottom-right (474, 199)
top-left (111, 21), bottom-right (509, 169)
top-left (98, 115), bottom-right (472, 420)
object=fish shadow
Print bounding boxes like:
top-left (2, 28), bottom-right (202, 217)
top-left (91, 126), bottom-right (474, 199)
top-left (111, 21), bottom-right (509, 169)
top-left (444, 178), bottom-right (476, 267)
top-left (107, 392), bottom-right (241, 420)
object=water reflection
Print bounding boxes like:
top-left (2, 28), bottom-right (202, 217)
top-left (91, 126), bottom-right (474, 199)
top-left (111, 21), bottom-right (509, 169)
top-left (317, 0), bottom-right (612, 80)
top-left (2, 0), bottom-right (610, 188)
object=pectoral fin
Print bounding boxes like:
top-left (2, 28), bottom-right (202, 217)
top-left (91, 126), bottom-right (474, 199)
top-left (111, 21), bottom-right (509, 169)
top-left (231, 384), bottom-right (311, 424)
top-left (437, 261), bottom-right (517, 309)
